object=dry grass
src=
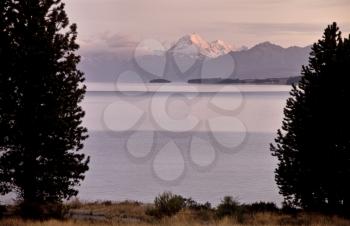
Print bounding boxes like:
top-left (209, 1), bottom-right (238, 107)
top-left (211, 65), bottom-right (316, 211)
top-left (1, 213), bottom-right (350, 226)
top-left (1, 214), bottom-right (350, 226)
top-left (1, 202), bottom-right (350, 226)
top-left (67, 200), bottom-right (152, 222)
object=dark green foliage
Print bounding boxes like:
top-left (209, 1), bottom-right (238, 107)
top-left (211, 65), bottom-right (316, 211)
top-left (146, 192), bottom-right (186, 218)
top-left (184, 198), bottom-right (213, 221)
top-left (0, 0), bottom-right (89, 217)
top-left (146, 193), bottom-right (280, 221)
top-left (281, 202), bottom-right (300, 215)
top-left (216, 196), bottom-right (242, 218)
top-left (271, 22), bottom-right (350, 214)
top-left (216, 196), bottom-right (247, 223)
top-left (245, 202), bottom-right (279, 213)
top-left (146, 193), bottom-right (214, 220)
top-left (184, 197), bottom-right (211, 211)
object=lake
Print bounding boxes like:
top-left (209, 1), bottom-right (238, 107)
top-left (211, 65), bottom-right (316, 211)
top-left (76, 84), bottom-right (291, 206)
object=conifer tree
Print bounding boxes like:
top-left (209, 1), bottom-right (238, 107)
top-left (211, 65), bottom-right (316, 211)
top-left (0, 0), bottom-right (89, 214)
top-left (271, 22), bottom-right (350, 213)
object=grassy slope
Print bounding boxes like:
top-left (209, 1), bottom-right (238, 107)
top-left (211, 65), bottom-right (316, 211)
top-left (1, 201), bottom-right (350, 226)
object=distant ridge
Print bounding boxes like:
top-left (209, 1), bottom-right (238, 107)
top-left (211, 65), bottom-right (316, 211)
top-left (79, 34), bottom-right (311, 83)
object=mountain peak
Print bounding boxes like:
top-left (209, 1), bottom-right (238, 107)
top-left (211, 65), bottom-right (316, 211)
top-left (210, 39), bottom-right (233, 54)
top-left (253, 41), bottom-right (283, 50)
top-left (170, 34), bottom-right (233, 58)
top-left (178, 33), bottom-right (210, 49)
top-left (260, 41), bottom-right (274, 45)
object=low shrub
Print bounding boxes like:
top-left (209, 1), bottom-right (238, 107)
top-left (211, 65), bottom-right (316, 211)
top-left (281, 201), bottom-right (300, 215)
top-left (184, 198), bottom-right (213, 221)
top-left (101, 200), bottom-right (112, 206)
top-left (216, 196), bottom-right (247, 223)
top-left (184, 198), bottom-right (211, 211)
top-left (216, 196), bottom-right (241, 218)
top-left (245, 201), bottom-right (279, 212)
top-left (146, 192), bottom-right (185, 218)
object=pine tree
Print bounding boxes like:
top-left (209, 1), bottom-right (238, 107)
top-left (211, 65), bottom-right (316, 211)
top-left (0, 0), bottom-right (89, 214)
top-left (271, 22), bottom-right (350, 213)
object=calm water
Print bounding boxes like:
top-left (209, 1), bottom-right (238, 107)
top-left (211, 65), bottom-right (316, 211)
top-left (77, 84), bottom-right (291, 205)
top-left (0, 84), bottom-right (291, 205)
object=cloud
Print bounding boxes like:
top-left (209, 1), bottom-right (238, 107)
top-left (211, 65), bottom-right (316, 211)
top-left (65, 0), bottom-right (350, 48)
top-left (306, 0), bottom-right (350, 7)
top-left (101, 33), bottom-right (138, 48)
top-left (216, 22), bottom-right (350, 35)
top-left (78, 33), bottom-right (139, 54)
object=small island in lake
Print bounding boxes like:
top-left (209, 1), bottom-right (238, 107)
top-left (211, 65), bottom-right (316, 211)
top-left (187, 76), bottom-right (301, 85)
top-left (149, 79), bottom-right (171, 83)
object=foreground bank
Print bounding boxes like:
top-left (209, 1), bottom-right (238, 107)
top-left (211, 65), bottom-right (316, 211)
top-left (1, 193), bottom-right (349, 226)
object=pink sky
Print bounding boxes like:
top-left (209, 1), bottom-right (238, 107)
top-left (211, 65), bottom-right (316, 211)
top-left (64, 0), bottom-right (350, 48)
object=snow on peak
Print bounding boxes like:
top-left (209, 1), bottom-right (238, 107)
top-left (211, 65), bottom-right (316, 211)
top-left (210, 40), bottom-right (233, 55)
top-left (170, 33), bottom-right (233, 58)
top-left (188, 33), bottom-right (211, 48)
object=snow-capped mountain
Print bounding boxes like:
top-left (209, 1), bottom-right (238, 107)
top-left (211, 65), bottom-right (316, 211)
top-left (169, 33), bottom-right (233, 58)
top-left (79, 34), bottom-right (311, 83)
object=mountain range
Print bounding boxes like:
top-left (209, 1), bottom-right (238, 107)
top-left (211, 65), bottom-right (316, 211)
top-left (79, 33), bottom-right (311, 83)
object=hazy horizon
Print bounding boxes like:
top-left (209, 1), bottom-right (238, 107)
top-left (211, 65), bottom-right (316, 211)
top-left (64, 0), bottom-right (350, 52)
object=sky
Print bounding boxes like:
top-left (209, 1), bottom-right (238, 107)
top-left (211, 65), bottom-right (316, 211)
top-left (64, 0), bottom-right (350, 49)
